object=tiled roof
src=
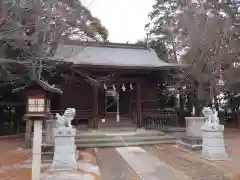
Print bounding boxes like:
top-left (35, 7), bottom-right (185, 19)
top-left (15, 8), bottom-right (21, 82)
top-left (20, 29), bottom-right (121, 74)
top-left (52, 41), bottom-right (180, 68)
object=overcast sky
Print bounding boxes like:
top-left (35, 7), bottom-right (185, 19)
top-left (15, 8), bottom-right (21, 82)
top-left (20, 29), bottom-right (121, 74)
top-left (84, 0), bottom-right (154, 43)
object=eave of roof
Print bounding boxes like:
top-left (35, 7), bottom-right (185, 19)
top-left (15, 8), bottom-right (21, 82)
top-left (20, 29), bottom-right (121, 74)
top-left (71, 63), bottom-right (186, 70)
top-left (51, 40), bottom-right (185, 70)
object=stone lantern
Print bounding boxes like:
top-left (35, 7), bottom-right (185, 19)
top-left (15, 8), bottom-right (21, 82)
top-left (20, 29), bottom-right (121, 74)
top-left (13, 79), bottom-right (62, 180)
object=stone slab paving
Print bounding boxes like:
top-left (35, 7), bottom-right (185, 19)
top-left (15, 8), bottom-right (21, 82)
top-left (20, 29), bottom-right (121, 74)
top-left (116, 147), bottom-right (190, 180)
top-left (144, 145), bottom-right (231, 180)
top-left (95, 148), bottom-right (141, 180)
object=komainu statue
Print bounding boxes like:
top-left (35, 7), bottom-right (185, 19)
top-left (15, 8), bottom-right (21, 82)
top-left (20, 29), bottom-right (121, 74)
top-left (202, 107), bottom-right (220, 127)
top-left (56, 108), bottom-right (76, 128)
top-left (212, 109), bottom-right (220, 126)
top-left (202, 107), bottom-right (213, 124)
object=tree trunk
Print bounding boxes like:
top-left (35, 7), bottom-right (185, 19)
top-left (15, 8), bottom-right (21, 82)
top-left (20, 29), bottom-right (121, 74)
top-left (235, 109), bottom-right (240, 129)
top-left (214, 96), bottom-right (219, 111)
top-left (194, 100), bottom-right (202, 117)
top-left (195, 83), bottom-right (203, 117)
top-left (186, 95), bottom-right (193, 116)
top-left (0, 107), bottom-right (4, 135)
top-left (179, 94), bottom-right (185, 126)
top-left (170, 35), bottom-right (178, 63)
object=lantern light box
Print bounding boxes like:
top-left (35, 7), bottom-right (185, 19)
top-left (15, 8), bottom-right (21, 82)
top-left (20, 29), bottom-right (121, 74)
top-left (26, 89), bottom-right (51, 117)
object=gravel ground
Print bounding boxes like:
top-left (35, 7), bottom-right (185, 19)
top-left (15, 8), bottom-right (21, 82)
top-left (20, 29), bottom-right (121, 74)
top-left (95, 148), bottom-right (141, 180)
top-left (0, 137), bottom-right (101, 180)
top-left (144, 145), bottom-right (231, 180)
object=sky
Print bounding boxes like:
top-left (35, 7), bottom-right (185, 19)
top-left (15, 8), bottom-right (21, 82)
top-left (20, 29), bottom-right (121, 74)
top-left (83, 0), bottom-right (155, 43)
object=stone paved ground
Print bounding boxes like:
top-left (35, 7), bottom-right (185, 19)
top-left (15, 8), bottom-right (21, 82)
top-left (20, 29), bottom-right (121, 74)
top-left (116, 147), bottom-right (190, 180)
top-left (95, 148), bottom-right (141, 180)
top-left (1, 129), bottom-right (239, 180)
top-left (144, 145), bottom-right (230, 180)
top-left (144, 128), bottom-right (240, 180)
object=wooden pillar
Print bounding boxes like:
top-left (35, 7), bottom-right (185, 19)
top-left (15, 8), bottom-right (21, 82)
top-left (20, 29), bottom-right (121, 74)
top-left (25, 117), bottom-right (33, 148)
top-left (136, 84), bottom-right (142, 128)
top-left (93, 86), bottom-right (99, 128)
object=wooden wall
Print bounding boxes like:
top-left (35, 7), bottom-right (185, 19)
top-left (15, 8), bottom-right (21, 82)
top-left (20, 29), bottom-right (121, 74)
top-left (60, 79), bottom-right (94, 112)
top-left (58, 69), bottom-right (163, 126)
top-left (131, 83), bottom-right (159, 111)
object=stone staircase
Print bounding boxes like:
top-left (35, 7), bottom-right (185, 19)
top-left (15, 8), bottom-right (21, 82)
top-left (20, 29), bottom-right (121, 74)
top-left (42, 128), bottom-right (175, 153)
top-left (74, 129), bottom-right (175, 148)
top-left (41, 129), bottom-right (175, 162)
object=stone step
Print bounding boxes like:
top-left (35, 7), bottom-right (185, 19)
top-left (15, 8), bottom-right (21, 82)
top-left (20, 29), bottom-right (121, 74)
top-left (99, 126), bottom-right (136, 129)
top-left (42, 135), bottom-right (173, 148)
top-left (41, 134), bottom-right (175, 150)
top-left (97, 128), bottom-right (137, 133)
top-left (98, 125), bottom-right (136, 129)
top-left (75, 135), bottom-right (173, 144)
top-left (98, 121), bottom-right (135, 127)
top-left (42, 144), bottom-right (54, 152)
top-left (75, 130), bottom-right (165, 138)
top-left (42, 138), bottom-right (175, 153)
top-left (76, 138), bottom-right (176, 148)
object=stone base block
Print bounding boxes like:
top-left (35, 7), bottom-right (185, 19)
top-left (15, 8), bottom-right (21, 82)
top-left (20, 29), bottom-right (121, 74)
top-left (201, 149), bottom-right (229, 161)
top-left (51, 127), bottom-right (78, 172)
top-left (201, 124), bottom-right (229, 161)
top-left (51, 158), bottom-right (78, 172)
top-left (177, 136), bottom-right (202, 151)
top-left (41, 172), bottom-right (92, 180)
top-left (182, 136), bottom-right (202, 144)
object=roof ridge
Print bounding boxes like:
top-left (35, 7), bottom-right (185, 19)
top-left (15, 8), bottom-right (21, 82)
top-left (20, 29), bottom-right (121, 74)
top-left (62, 39), bottom-right (149, 50)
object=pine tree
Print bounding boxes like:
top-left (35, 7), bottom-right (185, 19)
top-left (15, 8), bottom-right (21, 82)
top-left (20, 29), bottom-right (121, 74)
top-left (145, 0), bottom-right (185, 62)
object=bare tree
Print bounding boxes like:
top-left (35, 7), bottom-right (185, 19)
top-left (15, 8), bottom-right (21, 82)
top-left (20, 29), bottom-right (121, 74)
top-left (171, 0), bottom-right (240, 115)
top-left (146, 0), bottom-right (240, 116)
top-left (0, 0), bottom-right (108, 57)
top-left (0, 0), bottom-right (108, 86)
top-left (145, 0), bottom-right (185, 62)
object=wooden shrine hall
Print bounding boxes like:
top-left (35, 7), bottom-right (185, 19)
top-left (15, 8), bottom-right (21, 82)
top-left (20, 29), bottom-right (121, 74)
top-left (47, 40), bottom-right (181, 129)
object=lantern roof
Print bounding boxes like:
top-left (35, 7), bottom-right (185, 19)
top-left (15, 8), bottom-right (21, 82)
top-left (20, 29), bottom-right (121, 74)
top-left (12, 78), bottom-right (63, 94)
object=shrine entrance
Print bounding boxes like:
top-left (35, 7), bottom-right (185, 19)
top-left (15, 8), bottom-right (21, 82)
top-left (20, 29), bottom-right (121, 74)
top-left (103, 85), bottom-right (133, 125)
top-left (105, 90), bottom-right (118, 113)
top-left (105, 89), bottom-right (120, 122)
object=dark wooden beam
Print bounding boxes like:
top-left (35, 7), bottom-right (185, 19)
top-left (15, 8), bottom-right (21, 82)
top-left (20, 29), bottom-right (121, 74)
top-left (93, 86), bottom-right (99, 128)
top-left (136, 83), bottom-right (142, 128)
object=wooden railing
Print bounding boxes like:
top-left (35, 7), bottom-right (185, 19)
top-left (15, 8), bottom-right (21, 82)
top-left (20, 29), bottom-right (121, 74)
top-left (142, 109), bottom-right (178, 129)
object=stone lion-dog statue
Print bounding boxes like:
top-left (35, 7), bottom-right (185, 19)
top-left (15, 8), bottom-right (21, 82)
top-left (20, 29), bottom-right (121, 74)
top-left (56, 108), bottom-right (76, 128)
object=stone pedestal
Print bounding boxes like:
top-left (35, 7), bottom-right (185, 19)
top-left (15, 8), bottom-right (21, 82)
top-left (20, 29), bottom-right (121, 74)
top-left (201, 124), bottom-right (229, 161)
top-left (44, 120), bottom-right (55, 144)
top-left (185, 117), bottom-right (205, 137)
top-left (178, 136), bottom-right (203, 151)
top-left (51, 127), bottom-right (78, 171)
top-left (177, 117), bottom-right (205, 151)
